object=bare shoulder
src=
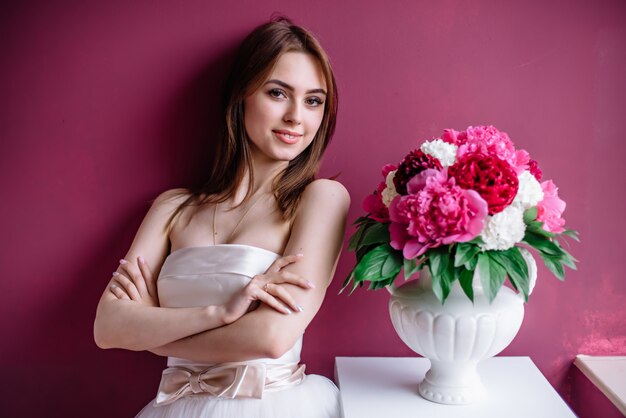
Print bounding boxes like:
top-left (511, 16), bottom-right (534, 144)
top-left (299, 179), bottom-right (351, 211)
top-left (141, 188), bottom-right (192, 233)
top-left (143, 188), bottom-right (191, 222)
top-left (153, 188), bottom-right (191, 210)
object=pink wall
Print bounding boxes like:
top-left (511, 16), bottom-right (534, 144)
top-left (1, 1), bottom-right (625, 416)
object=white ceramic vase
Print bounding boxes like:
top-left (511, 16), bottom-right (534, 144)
top-left (387, 248), bottom-right (537, 405)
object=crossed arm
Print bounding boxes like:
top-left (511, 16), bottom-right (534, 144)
top-left (93, 180), bottom-right (350, 361)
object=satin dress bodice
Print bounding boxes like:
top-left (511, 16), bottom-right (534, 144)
top-left (137, 244), bottom-right (343, 417)
top-left (157, 244), bottom-right (303, 367)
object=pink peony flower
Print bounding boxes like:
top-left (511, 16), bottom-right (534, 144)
top-left (381, 163), bottom-right (397, 178)
top-left (536, 180), bottom-right (566, 233)
top-left (528, 159), bottom-right (543, 181)
top-left (442, 128), bottom-right (463, 145)
top-left (443, 126), bottom-right (529, 174)
top-left (513, 149), bottom-right (530, 174)
top-left (362, 189), bottom-right (388, 222)
top-left (362, 164), bottom-right (397, 222)
top-left (448, 153), bottom-right (519, 214)
top-left (389, 169), bottom-right (488, 259)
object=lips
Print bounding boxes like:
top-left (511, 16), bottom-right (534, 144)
top-left (273, 129), bottom-right (302, 145)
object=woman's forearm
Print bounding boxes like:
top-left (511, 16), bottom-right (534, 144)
top-left (94, 296), bottom-right (227, 351)
top-left (149, 307), bottom-right (293, 363)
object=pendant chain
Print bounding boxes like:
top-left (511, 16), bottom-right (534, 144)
top-left (212, 193), bottom-right (267, 246)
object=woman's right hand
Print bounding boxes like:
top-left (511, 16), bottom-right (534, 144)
top-left (220, 254), bottom-right (315, 324)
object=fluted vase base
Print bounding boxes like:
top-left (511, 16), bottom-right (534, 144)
top-left (388, 250), bottom-right (538, 405)
top-left (417, 360), bottom-right (485, 405)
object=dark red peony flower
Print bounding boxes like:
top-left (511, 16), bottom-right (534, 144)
top-left (528, 159), bottom-right (542, 181)
top-left (393, 149), bottom-right (442, 195)
top-left (449, 153), bottom-right (519, 214)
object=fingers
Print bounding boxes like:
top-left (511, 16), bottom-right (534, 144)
top-left (109, 282), bottom-right (130, 300)
top-left (119, 259), bottom-right (149, 297)
top-left (247, 253), bottom-right (314, 315)
top-left (265, 283), bottom-right (303, 313)
top-left (111, 272), bottom-right (141, 301)
top-left (137, 256), bottom-right (157, 301)
top-left (267, 253), bottom-right (304, 273)
top-left (253, 285), bottom-right (292, 315)
top-left (272, 271), bottom-right (316, 289)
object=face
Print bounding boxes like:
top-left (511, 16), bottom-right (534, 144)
top-left (244, 51), bottom-right (327, 164)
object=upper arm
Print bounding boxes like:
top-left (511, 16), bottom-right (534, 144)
top-left (284, 179), bottom-right (351, 288)
top-left (96, 188), bottom-right (189, 303)
top-left (120, 188), bottom-right (188, 274)
top-left (255, 179), bottom-right (351, 353)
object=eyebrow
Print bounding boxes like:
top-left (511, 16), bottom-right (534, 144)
top-left (264, 79), bottom-right (327, 96)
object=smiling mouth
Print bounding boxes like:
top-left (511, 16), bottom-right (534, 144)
top-left (273, 130), bottom-right (302, 144)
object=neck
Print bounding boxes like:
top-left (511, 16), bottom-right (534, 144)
top-left (233, 151), bottom-right (288, 204)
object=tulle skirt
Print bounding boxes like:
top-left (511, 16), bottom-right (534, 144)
top-left (135, 374), bottom-right (343, 418)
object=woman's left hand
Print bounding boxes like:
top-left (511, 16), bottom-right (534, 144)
top-left (109, 256), bottom-right (160, 307)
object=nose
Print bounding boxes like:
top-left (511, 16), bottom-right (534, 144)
top-left (283, 101), bottom-right (302, 125)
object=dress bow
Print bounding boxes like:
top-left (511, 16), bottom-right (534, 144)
top-left (155, 362), bottom-right (305, 406)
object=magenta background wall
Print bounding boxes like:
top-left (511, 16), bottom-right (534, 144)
top-left (2, 1), bottom-right (625, 416)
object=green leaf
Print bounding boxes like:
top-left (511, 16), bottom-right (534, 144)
top-left (478, 252), bottom-right (507, 303)
top-left (348, 218), bottom-right (388, 252)
top-left (523, 231), bottom-right (562, 256)
top-left (354, 244), bottom-right (401, 283)
top-left (468, 236), bottom-right (485, 246)
top-left (339, 268), bottom-right (355, 294)
top-left (429, 247), bottom-right (445, 278)
top-left (457, 267), bottom-right (474, 301)
top-left (428, 248), bottom-right (454, 303)
top-left (360, 222), bottom-right (390, 247)
top-left (353, 216), bottom-right (375, 226)
top-left (526, 220), bottom-right (556, 238)
top-left (465, 255), bottom-right (478, 270)
top-left (559, 250), bottom-right (578, 270)
top-left (403, 257), bottom-right (419, 280)
top-left (353, 245), bottom-right (388, 282)
top-left (381, 249), bottom-right (403, 278)
top-left (489, 248), bottom-right (530, 302)
top-left (348, 224), bottom-right (367, 251)
top-left (348, 217), bottom-right (381, 251)
top-left (523, 207), bottom-right (538, 224)
top-left (560, 229), bottom-right (580, 242)
top-left (541, 253), bottom-right (565, 281)
top-left (429, 264), bottom-right (450, 304)
top-left (454, 243), bottom-right (480, 268)
top-left (356, 244), bottom-right (377, 262)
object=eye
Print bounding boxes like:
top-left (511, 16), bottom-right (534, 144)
top-left (305, 96), bottom-right (324, 107)
top-left (268, 88), bottom-right (287, 99)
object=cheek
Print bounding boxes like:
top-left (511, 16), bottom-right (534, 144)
top-left (246, 99), bottom-right (281, 129)
top-left (307, 111), bottom-right (325, 136)
top-left (244, 100), bottom-right (266, 138)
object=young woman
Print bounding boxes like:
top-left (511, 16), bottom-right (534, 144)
top-left (94, 17), bottom-right (349, 418)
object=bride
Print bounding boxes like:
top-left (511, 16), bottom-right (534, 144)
top-left (94, 17), bottom-right (349, 418)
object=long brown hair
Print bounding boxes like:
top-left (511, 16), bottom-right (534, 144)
top-left (165, 16), bottom-right (338, 232)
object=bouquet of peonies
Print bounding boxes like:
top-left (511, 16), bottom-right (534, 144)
top-left (343, 125), bottom-right (578, 303)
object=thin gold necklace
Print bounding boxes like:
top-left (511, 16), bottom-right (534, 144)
top-left (212, 192), bottom-right (267, 245)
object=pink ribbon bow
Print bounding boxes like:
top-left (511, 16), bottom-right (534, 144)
top-left (155, 362), bottom-right (305, 406)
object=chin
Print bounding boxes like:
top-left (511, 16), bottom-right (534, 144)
top-left (267, 146), bottom-right (306, 162)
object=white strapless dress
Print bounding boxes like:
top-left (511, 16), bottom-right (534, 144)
top-left (136, 244), bottom-right (342, 418)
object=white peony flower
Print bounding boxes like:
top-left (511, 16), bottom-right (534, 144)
top-left (381, 170), bottom-right (398, 207)
top-left (420, 138), bottom-right (458, 167)
top-left (480, 205), bottom-right (526, 251)
top-left (513, 171), bottom-right (544, 210)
